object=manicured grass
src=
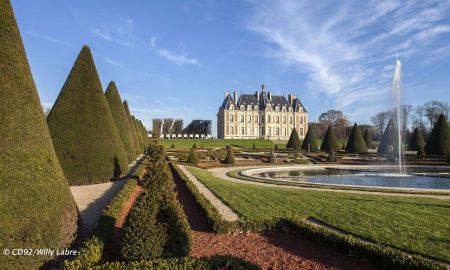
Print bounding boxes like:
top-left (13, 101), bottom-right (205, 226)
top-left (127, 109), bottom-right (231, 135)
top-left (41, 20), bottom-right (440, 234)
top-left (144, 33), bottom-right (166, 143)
top-left (188, 167), bottom-right (450, 262)
top-left (162, 139), bottom-right (280, 149)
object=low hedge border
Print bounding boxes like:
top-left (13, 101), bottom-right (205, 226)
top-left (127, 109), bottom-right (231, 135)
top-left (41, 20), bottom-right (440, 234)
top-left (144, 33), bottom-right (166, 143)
top-left (227, 170), bottom-right (450, 196)
top-left (89, 255), bottom-right (259, 270)
top-left (65, 157), bottom-right (147, 270)
top-left (172, 163), bottom-right (446, 270)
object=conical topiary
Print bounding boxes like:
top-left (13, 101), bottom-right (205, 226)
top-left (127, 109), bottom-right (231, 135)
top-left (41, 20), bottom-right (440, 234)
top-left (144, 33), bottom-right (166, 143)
top-left (377, 119), bottom-right (397, 155)
top-left (0, 1), bottom-right (77, 268)
top-left (286, 127), bottom-right (301, 149)
top-left (408, 128), bottom-right (425, 151)
top-left (268, 149), bottom-right (277, 163)
top-left (320, 125), bottom-right (339, 152)
top-left (301, 126), bottom-right (319, 151)
top-left (192, 143), bottom-right (197, 149)
top-left (171, 143), bottom-right (175, 148)
top-left (252, 143), bottom-right (256, 151)
top-left (363, 129), bottom-right (373, 149)
top-left (132, 115), bottom-right (145, 152)
top-left (47, 46), bottom-right (128, 185)
top-left (274, 143), bottom-right (279, 151)
top-left (105, 81), bottom-right (137, 163)
top-left (345, 123), bottom-right (368, 153)
top-left (186, 148), bottom-right (199, 166)
top-left (138, 120), bottom-right (149, 145)
top-left (123, 101), bottom-right (141, 156)
top-left (425, 114), bottom-right (450, 155)
top-left (224, 149), bottom-right (235, 164)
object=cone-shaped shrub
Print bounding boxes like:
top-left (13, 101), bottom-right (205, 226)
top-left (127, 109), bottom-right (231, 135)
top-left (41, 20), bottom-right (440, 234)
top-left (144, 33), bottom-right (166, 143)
top-left (274, 143), bottom-right (279, 151)
top-left (132, 116), bottom-right (145, 152)
top-left (138, 120), bottom-right (149, 145)
top-left (252, 143), bottom-right (256, 151)
top-left (425, 114), bottom-right (450, 155)
top-left (0, 1), bottom-right (77, 268)
top-left (363, 129), bottom-right (373, 149)
top-left (345, 123), bottom-right (368, 153)
top-left (268, 149), bottom-right (277, 163)
top-left (377, 119), bottom-right (396, 155)
top-left (286, 128), bottom-right (301, 149)
top-left (105, 81), bottom-right (137, 163)
top-left (320, 125), bottom-right (339, 152)
top-left (408, 128), bottom-right (425, 151)
top-left (171, 143), bottom-right (175, 148)
top-left (123, 101), bottom-right (141, 156)
top-left (47, 46), bottom-right (128, 185)
top-left (301, 126), bottom-right (319, 151)
top-left (192, 143), bottom-right (197, 149)
top-left (224, 149), bottom-right (235, 164)
top-left (187, 148), bottom-right (199, 166)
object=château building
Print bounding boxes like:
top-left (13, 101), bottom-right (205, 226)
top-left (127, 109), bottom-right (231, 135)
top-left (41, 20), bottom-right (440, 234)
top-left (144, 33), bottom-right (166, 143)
top-left (217, 85), bottom-right (308, 140)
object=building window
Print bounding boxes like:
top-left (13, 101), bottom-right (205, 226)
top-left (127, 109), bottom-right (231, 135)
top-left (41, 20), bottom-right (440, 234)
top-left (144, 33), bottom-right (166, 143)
top-left (284, 128), bottom-right (286, 135)
top-left (230, 114), bottom-right (234, 122)
top-left (300, 128), bottom-right (304, 136)
top-left (262, 116), bottom-right (265, 123)
top-left (276, 127), bottom-right (280, 135)
top-left (231, 126), bottom-right (234, 135)
top-left (268, 115), bottom-right (271, 123)
top-left (290, 116), bottom-right (293, 124)
top-left (300, 117), bottom-right (303, 124)
top-left (241, 127), bottom-right (245, 135)
top-left (282, 107), bottom-right (286, 112)
top-left (240, 105), bottom-right (245, 110)
top-left (230, 105), bottom-right (234, 110)
top-left (248, 115), bottom-right (251, 123)
top-left (247, 105), bottom-right (252, 111)
top-left (241, 115), bottom-right (244, 122)
top-left (276, 116), bottom-right (280, 123)
top-left (255, 115), bottom-right (259, 123)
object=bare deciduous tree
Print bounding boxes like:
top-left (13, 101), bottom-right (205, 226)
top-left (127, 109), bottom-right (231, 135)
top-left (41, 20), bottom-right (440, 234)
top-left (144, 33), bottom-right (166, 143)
top-left (370, 111), bottom-right (390, 138)
top-left (171, 119), bottom-right (183, 134)
top-left (162, 118), bottom-right (174, 134)
top-left (318, 110), bottom-right (350, 138)
top-left (423, 100), bottom-right (450, 128)
top-left (152, 118), bottom-right (162, 134)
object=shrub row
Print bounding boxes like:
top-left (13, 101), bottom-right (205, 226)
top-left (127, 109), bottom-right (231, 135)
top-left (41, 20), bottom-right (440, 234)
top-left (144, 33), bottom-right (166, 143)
top-left (89, 255), bottom-right (259, 270)
top-left (171, 163), bottom-right (446, 270)
top-left (119, 138), bottom-right (191, 261)
top-left (64, 158), bottom-right (147, 269)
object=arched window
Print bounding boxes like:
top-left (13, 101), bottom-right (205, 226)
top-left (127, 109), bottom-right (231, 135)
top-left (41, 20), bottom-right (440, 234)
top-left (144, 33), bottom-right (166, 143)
top-left (230, 105), bottom-right (234, 110)
top-left (241, 127), bottom-right (245, 135)
top-left (289, 116), bottom-right (293, 124)
top-left (284, 128), bottom-right (286, 135)
top-left (300, 128), bottom-right (304, 136)
top-left (240, 105), bottom-right (245, 110)
top-left (255, 115), bottom-right (259, 123)
top-left (247, 105), bottom-right (252, 111)
top-left (276, 127), bottom-right (280, 135)
top-left (248, 115), bottom-right (251, 123)
top-left (262, 116), bottom-right (265, 123)
top-left (231, 126), bottom-right (234, 135)
top-left (230, 114), bottom-right (234, 122)
top-left (300, 117), bottom-right (303, 124)
top-left (268, 115), bottom-right (271, 123)
top-left (275, 106), bottom-right (280, 111)
top-left (254, 105), bottom-right (259, 110)
top-left (241, 115), bottom-right (244, 122)
top-left (276, 116), bottom-right (280, 123)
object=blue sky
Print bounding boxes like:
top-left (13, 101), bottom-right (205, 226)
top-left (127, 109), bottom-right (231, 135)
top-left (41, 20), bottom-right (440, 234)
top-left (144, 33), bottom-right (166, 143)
top-left (12, 0), bottom-right (450, 135)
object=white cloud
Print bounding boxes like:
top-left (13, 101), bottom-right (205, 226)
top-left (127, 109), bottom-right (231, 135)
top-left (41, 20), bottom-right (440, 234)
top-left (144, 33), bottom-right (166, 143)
top-left (247, 0), bottom-right (450, 113)
top-left (104, 57), bottom-right (125, 68)
top-left (91, 18), bottom-right (135, 47)
top-left (157, 49), bottom-right (199, 66)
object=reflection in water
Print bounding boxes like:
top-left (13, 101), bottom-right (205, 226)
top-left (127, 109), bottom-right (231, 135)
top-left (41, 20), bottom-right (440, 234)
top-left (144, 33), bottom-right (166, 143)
top-left (251, 168), bottom-right (450, 190)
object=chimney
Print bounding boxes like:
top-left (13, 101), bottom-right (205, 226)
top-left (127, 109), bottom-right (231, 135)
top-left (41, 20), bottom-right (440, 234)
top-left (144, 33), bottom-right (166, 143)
top-left (233, 91), bottom-right (238, 103)
top-left (288, 93), bottom-right (296, 105)
top-left (255, 91), bottom-right (260, 101)
top-left (225, 91), bottom-right (230, 98)
top-left (268, 91), bottom-right (272, 101)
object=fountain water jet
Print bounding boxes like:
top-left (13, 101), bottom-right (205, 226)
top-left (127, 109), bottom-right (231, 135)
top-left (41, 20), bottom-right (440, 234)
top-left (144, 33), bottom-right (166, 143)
top-left (392, 59), bottom-right (405, 174)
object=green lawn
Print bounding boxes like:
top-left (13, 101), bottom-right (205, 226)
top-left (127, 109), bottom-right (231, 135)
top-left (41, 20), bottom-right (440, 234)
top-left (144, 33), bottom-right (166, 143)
top-left (188, 167), bottom-right (450, 262)
top-left (162, 139), bottom-right (281, 149)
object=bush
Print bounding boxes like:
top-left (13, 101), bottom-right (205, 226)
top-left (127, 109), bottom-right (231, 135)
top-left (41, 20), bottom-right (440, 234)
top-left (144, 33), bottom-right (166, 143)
top-left (408, 128), bottom-right (425, 151)
top-left (320, 125), bottom-right (339, 152)
top-left (425, 114), bottom-right (450, 155)
top-left (123, 101), bottom-right (142, 156)
top-left (286, 128), bottom-right (301, 149)
top-left (105, 81), bottom-right (138, 163)
top-left (192, 143), bottom-right (197, 149)
top-left (132, 115), bottom-right (145, 152)
top-left (0, 1), bottom-right (77, 268)
top-left (224, 149), bottom-right (235, 164)
top-left (186, 148), bottom-right (199, 166)
top-left (252, 142), bottom-right (256, 151)
top-left (301, 126), bottom-right (319, 151)
top-left (363, 129), bottom-right (373, 149)
top-left (378, 119), bottom-right (396, 155)
top-left (171, 143), bottom-right (175, 148)
top-left (345, 123), bottom-right (368, 153)
top-left (47, 46), bottom-right (128, 185)
top-left (268, 149), bottom-right (277, 163)
top-left (274, 144), bottom-right (279, 151)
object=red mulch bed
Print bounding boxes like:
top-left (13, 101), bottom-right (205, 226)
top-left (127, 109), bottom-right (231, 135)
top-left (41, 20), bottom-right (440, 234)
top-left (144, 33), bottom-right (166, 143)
top-left (170, 165), bottom-right (374, 270)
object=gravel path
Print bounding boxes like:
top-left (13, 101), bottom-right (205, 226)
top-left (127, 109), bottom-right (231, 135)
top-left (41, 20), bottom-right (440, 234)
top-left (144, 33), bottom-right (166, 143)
top-left (209, 166), bottom-right (450, 199)
top-left (178, 165), bottom-right (239, 221)
top-left (70, 155), bottom-right (146, 234)
top-left (171, 164), bottom-right (373, 270)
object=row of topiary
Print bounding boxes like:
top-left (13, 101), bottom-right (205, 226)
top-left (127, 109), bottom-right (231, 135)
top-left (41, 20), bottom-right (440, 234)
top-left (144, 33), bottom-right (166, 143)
top-left (171, 163), bottom-right (447, 270)
top-left (118, 138), bottom-right (191, 261)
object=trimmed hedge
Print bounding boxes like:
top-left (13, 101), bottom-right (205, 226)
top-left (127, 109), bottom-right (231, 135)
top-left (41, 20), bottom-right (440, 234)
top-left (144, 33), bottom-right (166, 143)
top-left (47, 46), bottom-right (128, 185)
top-left (321, 125), bottom-right (339, 152)
top-left (301, 126), bottom-right (319, 151)
top-left (90, 255), bottom-right (259, 270)
top-left (105, 81), bottom-right (138, 163)
top-left (286, 127), bottom-right (301, 149)
top-left (363, 129), bottom-right (373, 149)
top-left (132, 115), bottom-right (145, 153)
top-left (425, 114), bottom-right (450, 155)
top-left (172, 164), bottom-right (446, 270)
top-left (408, 128), bottom-right (425, 151)
top-left (345, 123), bottom-right (368, 153)
top-left (187, 148), bottom-right (199, 166)
top-left (119, 138), bottom-right (191, 261)
top-left (0, 1), bottom-right (78, 268)
top-left (123, 101), bottom-right (141, 156)
top-left (378, 119), bottom-right (396, 155)
top-left (224, 148), bottom-right (235, 164)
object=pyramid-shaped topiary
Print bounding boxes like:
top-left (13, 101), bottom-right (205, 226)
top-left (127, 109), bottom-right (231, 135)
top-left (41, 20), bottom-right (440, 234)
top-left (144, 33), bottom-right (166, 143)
top-left (123, 101), bottom-right (141, 156)
top-left (377, 119), bottom-right (396, 155)
top-left (286, 128), bottom-right (301, 149)
top-left (301, 126), bottom-right (319, 151)
top-left (425, 114), bottom-right (450, 155)
top-left (320, 125), bottom-right (339, 152)
top-left (224, 149), bottom-right (235, 164)
top-left (186, 148), bottom-right (199, 166)
top-left (345, 123), bottom-right (368, 153)
top-left (138, 120), bottom-right (149, 145)
top-left (0, 1), bottom-right (77, 268)
top-left (132, 115), bottom-right (145, 152)
top-left (47, 46), bottom-right (128, 185)
top-left (105, 81), bottom-right (138, 163)
top-left (363, 129), bottom-right (373, 149)
top-left (407, 128), bottom-right (425, 151)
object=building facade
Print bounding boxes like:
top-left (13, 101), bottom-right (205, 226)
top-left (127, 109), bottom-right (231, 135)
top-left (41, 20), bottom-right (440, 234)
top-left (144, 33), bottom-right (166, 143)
top-left (217, 85), bottom-right (308, 140)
